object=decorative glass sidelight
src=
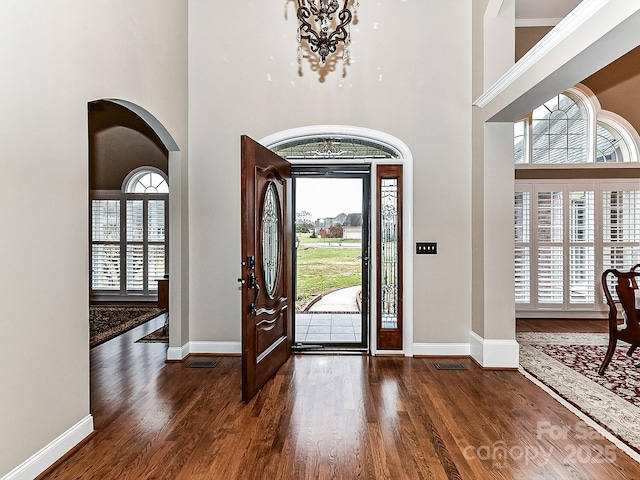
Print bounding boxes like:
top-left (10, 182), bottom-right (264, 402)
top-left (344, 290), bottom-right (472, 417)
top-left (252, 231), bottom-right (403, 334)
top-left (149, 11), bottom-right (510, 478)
top-left (262, 182), bottom-right (281, 298)
top-left (380, 178), bottom-right (399, 329)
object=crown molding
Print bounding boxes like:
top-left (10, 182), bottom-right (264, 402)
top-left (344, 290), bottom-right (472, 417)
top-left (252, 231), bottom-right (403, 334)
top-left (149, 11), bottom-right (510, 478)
top-left (474, 0), bottom-right (608, 109)
top-left (516, 17), bottom-right (563, 28)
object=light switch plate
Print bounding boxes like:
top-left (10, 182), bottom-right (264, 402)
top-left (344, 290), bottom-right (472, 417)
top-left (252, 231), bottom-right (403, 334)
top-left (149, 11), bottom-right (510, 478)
top-left (416, 242), bottom-right (437, 254)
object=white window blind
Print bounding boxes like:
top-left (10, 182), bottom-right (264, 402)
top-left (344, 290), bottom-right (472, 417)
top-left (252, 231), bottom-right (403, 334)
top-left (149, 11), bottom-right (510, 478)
top-left (126, 200), bottom-right (144, 291)
top-left (569, 191), bottom-right (595, 304)
top-left (91, 191), bottom-right (168, 299)
top-left (515, 191), bottom-right (530, 304)
top-left (602, 189), bottom-right (640, 302)
top-left (91, 199), bottom-right (120, 290)
top-left (515, 182), bottom-right (640, 313)
top-left (147, 200), bottom-right (166, 291)
top-left (537, 191), bottom-right (563, 304)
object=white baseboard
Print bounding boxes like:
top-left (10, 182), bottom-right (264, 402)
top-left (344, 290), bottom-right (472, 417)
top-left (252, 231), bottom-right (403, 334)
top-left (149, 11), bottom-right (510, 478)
top-left (470, 331), bottom-right (519, 368)
top-left (1, 415), bottom-right (93, 480)
top-left (188, 341), bottom-right (241, 355)
top-left (413, 343), bottom-right (471, 357)
top-left (166, 343), bottom-right (190, 361)
top-left (166, 341), bottom-right (241, 361)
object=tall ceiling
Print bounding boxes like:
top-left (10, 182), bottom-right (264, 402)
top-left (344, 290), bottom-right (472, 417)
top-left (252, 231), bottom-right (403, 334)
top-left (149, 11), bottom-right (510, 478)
top-left (515, 0), bottom-right (583, 26)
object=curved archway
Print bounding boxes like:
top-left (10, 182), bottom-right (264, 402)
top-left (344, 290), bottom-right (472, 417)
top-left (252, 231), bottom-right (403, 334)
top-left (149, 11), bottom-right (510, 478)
top-left (98, 99), bottom-right (179, 152)
top-left (260, 126), bottom-right (414, 356)
top-left (89, 99), bottom-right (187, 357)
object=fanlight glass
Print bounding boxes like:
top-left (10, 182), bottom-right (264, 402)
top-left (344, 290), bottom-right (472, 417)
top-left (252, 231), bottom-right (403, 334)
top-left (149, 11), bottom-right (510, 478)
top-left (262, 182), bottom-right (280, 299)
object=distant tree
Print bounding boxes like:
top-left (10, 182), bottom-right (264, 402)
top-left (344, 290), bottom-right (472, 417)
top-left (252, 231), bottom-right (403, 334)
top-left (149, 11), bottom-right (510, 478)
top-left (328, 225), bottom-right (343, 238)
top-left (296, 210), bottom-right (314, 231)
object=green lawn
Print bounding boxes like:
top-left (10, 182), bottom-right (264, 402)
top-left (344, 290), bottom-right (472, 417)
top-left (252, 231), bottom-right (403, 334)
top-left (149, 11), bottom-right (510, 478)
top-left (296, 246), bottom-right (361, 311)
top-left (298, 234), bottom-right (360, 245)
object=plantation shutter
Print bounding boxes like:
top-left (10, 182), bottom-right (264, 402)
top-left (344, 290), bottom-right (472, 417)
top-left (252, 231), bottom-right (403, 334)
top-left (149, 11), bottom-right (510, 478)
top-left (568, 191), bottom-right (595, 304)
top-left (537, 189), bottom-right (564, 304)
top-left (91, 192), bottom-right (168, 299)
top-left (91, 199), bottom-right (121, 290)
top-left (514, 188), bottom-right (531, 305)
top-left (515, 180), bottom-right (640, 313)
top-left (147, 199), bottom-right (166, 291)
top-left (602, 188), bottom-right (640, 297)
top-left (126, 200), bottom-right (144, 291)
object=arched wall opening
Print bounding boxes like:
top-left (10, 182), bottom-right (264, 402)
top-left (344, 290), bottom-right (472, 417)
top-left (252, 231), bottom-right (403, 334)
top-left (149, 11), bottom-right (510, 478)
top-left (88, 98), bottom-right (187, 356)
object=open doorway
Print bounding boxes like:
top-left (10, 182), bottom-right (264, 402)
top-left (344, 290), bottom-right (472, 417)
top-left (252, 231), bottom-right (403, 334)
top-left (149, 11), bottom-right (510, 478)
top-left (88, 98), bottom-right (186, 357)
top-left (293, 167), bottom-right (370, 350)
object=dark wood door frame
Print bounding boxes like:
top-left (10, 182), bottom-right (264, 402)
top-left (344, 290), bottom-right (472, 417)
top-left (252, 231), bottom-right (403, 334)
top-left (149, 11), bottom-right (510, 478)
top-left (376, 164), bottom-right (403, 350)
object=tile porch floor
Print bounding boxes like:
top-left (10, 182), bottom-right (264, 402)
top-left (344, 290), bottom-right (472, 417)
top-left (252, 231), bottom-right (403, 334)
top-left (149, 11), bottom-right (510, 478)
top-left (294, 312), bottom-right (362, 343)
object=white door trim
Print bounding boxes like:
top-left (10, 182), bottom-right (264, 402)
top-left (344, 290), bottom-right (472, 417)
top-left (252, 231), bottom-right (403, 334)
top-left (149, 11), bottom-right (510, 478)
top-left (260, 125), bottom-right (414, 356)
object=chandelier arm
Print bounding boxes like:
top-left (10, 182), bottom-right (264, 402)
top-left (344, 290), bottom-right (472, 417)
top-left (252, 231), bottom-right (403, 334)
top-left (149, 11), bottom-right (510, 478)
top-left (327, 7), bottom-right (352, 44)
top-left (297, 7), bottom-right (321, 44)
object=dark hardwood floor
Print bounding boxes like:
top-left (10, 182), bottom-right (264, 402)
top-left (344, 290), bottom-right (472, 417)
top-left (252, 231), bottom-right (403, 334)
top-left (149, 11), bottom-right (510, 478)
top-left (517, 318), bottom-right (608, 333)
top-left (39, 318), bottom-right (640, 479)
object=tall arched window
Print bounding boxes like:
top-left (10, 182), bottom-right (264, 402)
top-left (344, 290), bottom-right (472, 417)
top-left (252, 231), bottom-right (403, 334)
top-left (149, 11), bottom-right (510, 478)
top-left (91, 167), bottom-right (169, 299)
top-left (514, 85), bottom-right (640, 316)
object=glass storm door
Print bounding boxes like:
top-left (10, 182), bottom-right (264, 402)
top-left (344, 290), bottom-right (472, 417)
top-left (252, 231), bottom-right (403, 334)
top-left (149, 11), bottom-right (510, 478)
top-left (240, 136), bottom-right (293, 402)
top-left (292, 166), bottom-right (370, 350)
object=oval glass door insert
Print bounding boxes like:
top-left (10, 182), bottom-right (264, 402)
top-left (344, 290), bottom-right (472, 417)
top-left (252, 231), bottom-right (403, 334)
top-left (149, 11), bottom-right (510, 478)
top-left (262, 182), bottom-right (280, 298)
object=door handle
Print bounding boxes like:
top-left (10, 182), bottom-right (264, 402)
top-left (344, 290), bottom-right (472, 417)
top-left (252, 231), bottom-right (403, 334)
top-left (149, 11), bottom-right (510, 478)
top-left (249, 282), bottom-right (260, 315)
top-left (241, 256), bottom-right (258, 314)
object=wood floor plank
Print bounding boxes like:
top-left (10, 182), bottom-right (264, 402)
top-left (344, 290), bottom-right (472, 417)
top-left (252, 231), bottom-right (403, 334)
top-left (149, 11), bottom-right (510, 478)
top-left (38, 318), bottom-right (640, 479)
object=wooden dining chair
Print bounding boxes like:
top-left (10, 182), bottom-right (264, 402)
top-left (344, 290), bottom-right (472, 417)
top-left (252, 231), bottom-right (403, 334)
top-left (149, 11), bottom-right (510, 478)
top-left (599, 267), bottom-right (640, 375)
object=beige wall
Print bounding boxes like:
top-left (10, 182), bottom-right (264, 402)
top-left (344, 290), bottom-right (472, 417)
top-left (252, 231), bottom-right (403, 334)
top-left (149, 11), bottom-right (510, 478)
top-left (583, 46), bottom-right (640, 136)
top-left (0, 1), bottom-right (187, 477)
top-left (188, 0), bottom-right (473, 345)
top-left (515, 26), bottom-right (553, 61)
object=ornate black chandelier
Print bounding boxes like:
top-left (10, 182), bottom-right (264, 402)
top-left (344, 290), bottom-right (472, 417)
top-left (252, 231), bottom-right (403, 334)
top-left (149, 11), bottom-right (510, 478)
top-left (296, 0), bottom-right (358, 66)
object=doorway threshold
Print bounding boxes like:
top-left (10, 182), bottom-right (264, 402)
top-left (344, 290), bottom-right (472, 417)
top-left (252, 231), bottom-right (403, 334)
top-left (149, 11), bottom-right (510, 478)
top-left (292, 343), bottom-right (368, 355)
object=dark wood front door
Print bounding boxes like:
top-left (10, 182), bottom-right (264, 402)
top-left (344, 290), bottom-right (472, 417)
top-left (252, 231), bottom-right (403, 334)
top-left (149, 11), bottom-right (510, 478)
top-left (240, 135), bottom-right (293, 402)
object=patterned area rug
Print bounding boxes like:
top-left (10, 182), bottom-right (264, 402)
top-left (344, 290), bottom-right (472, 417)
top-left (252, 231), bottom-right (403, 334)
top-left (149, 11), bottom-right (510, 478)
top-left (518, 332), bottom-right (640, 457)
top-left (90, 305), bottom-right (165, 348)
top-left (135, 326), bottom-right (169, 344)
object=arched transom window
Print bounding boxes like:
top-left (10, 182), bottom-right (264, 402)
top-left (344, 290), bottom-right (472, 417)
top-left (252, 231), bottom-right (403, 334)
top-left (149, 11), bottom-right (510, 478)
top-left (124, 169), bottom-right (169, 193)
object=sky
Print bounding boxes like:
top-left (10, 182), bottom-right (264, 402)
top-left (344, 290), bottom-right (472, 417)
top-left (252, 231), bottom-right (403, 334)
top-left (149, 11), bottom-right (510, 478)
top-left (295, 178), bottom-right (363, 219)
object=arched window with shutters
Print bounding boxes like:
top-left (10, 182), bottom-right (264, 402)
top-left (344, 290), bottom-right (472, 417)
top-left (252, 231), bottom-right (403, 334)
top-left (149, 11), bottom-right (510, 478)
top-left (514, 85), bottom-right (640, 316)
top-left (91, 167), bottom-right (169, 299)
